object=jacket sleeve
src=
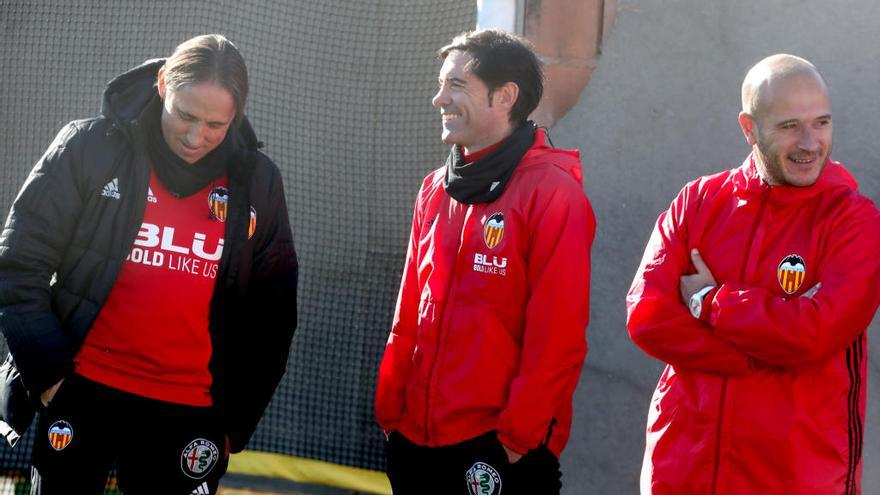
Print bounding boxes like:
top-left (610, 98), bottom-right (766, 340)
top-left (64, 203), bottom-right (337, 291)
top-left (709, 201), bottom-right (880, 367)
top-left (223, 160), bottom-right (298, 453)
top-left (495, 179), bottom-right (594, 455)
top-left (0, 122), bottom-right (87, 397)
top-left (374, 187), bottom-right (423, 431)
top-left (626, 185), bottom-right (753, 375)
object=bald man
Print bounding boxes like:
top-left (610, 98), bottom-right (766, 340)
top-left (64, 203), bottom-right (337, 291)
top-left (627, 54), bottom-right (880, 493)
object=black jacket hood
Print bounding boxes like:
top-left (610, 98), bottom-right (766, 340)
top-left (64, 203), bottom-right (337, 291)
top-left (100, 58), bottom-right (261, 152)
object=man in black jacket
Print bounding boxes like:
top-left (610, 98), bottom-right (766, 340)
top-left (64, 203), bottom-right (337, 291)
top-left (0, 34), bottom-right (297, 494)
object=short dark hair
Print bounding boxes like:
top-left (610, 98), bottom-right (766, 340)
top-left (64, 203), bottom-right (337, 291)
top-left (162, 34), bottom-right (249, 125)
top-left (439, 29), bottom-right (543, 125)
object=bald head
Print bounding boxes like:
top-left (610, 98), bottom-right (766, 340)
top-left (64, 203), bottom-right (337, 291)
top-left (737, 54), bottom-right (832, 187)
top-left (742, 54), bottom-right (827, 118)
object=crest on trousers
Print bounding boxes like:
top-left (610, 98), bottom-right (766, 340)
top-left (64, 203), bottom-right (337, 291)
top-left (48, 420), bottom-right (73, 451)
top-left (777, 254), bottom-right (806, 294)
top-left (181, 438), bottom-right (220, 479)
top-left (466, 462), bottom-right (502, 495)
top-left (483, 212), bottom-right (505, 249)
top-left (208, 186), bottom-right (229, 222)
top-left (248, 206), bottom-right (257, 239)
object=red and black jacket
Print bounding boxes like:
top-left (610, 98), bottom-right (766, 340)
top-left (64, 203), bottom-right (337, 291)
top-left (0, 60), bottom-right (298, 452)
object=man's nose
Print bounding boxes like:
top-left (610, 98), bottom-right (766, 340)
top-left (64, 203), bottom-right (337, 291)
top-left (432, 86), bottom-right (449, 109)
top-left (185, 123), bottom-right (205, 146)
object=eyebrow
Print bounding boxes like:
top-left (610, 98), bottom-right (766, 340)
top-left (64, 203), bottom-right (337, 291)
top-left (177, 107), bottom-right (229, 126)
top-left (440, 76), bottom-right (467, 86)
top-left (776, 114), bottom-right (832, 126)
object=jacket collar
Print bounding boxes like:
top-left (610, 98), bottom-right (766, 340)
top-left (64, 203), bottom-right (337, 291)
top-left (732, 153), bottom-right (857, 203)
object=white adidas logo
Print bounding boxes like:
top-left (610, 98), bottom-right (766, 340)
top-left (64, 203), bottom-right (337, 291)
top-left (101, 178), bottom-right (121, 200)
top-left (147, 186), bottom-right (158, 204)
top-left (190, 481), bottom-right (209, 494)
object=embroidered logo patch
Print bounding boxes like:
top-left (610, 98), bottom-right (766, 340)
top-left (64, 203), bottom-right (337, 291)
top-left (466, 462), bottom-right (502, 495)
top-left (181, 438), bottom-right (220, 479)
top-left (208, 186), bottom-right (229, 222)
top-left (777, 254), bottom-right (806, 294)
top-left (483, 212), bottom-right (505, 249)
top-left (102, 178), bottom-right (121, 200)
top-left (48, 420), bottom-right (73, 451)
top-left (248, 206), bottom-right (257, 239)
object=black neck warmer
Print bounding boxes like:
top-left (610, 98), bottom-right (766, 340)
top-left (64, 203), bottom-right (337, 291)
top-left (443, 121), bottom-right (536, 204)
top-left (146, 95), bottom-right (232, 198)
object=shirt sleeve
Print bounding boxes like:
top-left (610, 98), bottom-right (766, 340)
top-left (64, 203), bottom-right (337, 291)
top-left (375, 187), bottom-right (424, 431)
top-left (709, 199), bottom-right (880, 367)
top-left (221, 159), bottom-right (299, 453)
top-left (0, 122), bottom-right (87, 397)
top-left (626, 185), bottom-right (754, 376)
top-left (496, 178), bottom-right (595, 454)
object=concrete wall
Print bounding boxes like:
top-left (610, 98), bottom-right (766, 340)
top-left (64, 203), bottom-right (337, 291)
top-left (554, 1), bottom-right (880, 492)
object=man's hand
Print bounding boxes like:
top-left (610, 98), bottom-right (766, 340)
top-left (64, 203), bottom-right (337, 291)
top-left (40, 379), bottom-right (64, 407)
top-left (679, 249), bottom-right (717, 305)
top-left (502, 444), bottom-right (523, 464)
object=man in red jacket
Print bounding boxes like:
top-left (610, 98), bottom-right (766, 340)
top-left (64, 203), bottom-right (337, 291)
top-left (627, 54), bottom-right (880, 494)
top-left (375, 29), bottom-right (595, 495)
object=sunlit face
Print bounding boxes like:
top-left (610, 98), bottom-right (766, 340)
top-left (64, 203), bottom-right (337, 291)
top-left (431, 50), bottom-right (512, 154)
top-left (157, 72), bottom-right (236, 165)
top-left (745, 73), bottom-right (832, 187)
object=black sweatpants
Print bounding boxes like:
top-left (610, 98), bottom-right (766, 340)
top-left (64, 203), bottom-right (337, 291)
top-left (31, 374), bottom-right (229, 495)
top-left (386, 431), bottom-right (561, 495)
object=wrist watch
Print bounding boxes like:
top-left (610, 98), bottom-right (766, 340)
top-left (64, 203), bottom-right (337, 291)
top-left (689, 285), bottom-right (715, 319)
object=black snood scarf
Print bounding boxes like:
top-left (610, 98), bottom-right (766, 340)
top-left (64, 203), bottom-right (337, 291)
top-left (443, 121), bottom-right (536, 204)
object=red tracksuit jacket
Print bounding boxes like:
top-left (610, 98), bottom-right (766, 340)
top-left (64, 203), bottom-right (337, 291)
top-left (376, 130), bottom-right (595, 457)
top-left (627, 156), bottom-right (880, 494)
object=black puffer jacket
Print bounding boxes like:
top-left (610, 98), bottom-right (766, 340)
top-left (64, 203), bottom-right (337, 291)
top-left (0, 59), bottom-right (298, 452)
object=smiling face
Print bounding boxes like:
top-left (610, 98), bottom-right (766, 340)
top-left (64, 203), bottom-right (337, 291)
top-left (431, 50), bottom-right (515, 154)
top-left (157, 69), bottom-right (236, 164)
top-left (740, 70), bottom-right (832, 187)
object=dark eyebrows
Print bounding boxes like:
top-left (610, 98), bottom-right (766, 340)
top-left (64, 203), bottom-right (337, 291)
top-left (439, 76), bottom-right (467, 86)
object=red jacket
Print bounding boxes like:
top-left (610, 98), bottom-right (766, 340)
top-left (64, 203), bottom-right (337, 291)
top-left (627, 156), bottom-right (880, 494)
top-left (375, 130), bottom-right (595, 457)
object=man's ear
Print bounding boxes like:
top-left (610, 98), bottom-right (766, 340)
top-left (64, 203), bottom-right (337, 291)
top-left (493, 81), bottom-right (520, 112)
top-left (738, 111), bottom-right (758, 146)
top-left (156, 65), bottom-right (167, 100)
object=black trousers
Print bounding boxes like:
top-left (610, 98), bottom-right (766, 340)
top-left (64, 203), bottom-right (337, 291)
top-left (386, 431), bottom-right (561, 495)
top-left (31, 374), bottom-right (228, 495)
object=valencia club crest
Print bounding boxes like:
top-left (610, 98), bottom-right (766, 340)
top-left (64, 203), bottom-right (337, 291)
top-left (48, 420), bottom-right (73, 451)
top-left (777, 254), bottom-right (806, 294)
top-left (208, 186), bottom-right (229, 222)
top-left (248, 206), bottom-right (257, 239)
top-left (483, 212), bottom-right (505, 249)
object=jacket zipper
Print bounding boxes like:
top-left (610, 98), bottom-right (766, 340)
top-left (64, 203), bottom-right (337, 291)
top-left (423, 204), bottom-right (474, 443)
top-left (710, 186), bottom-right (770, 494)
